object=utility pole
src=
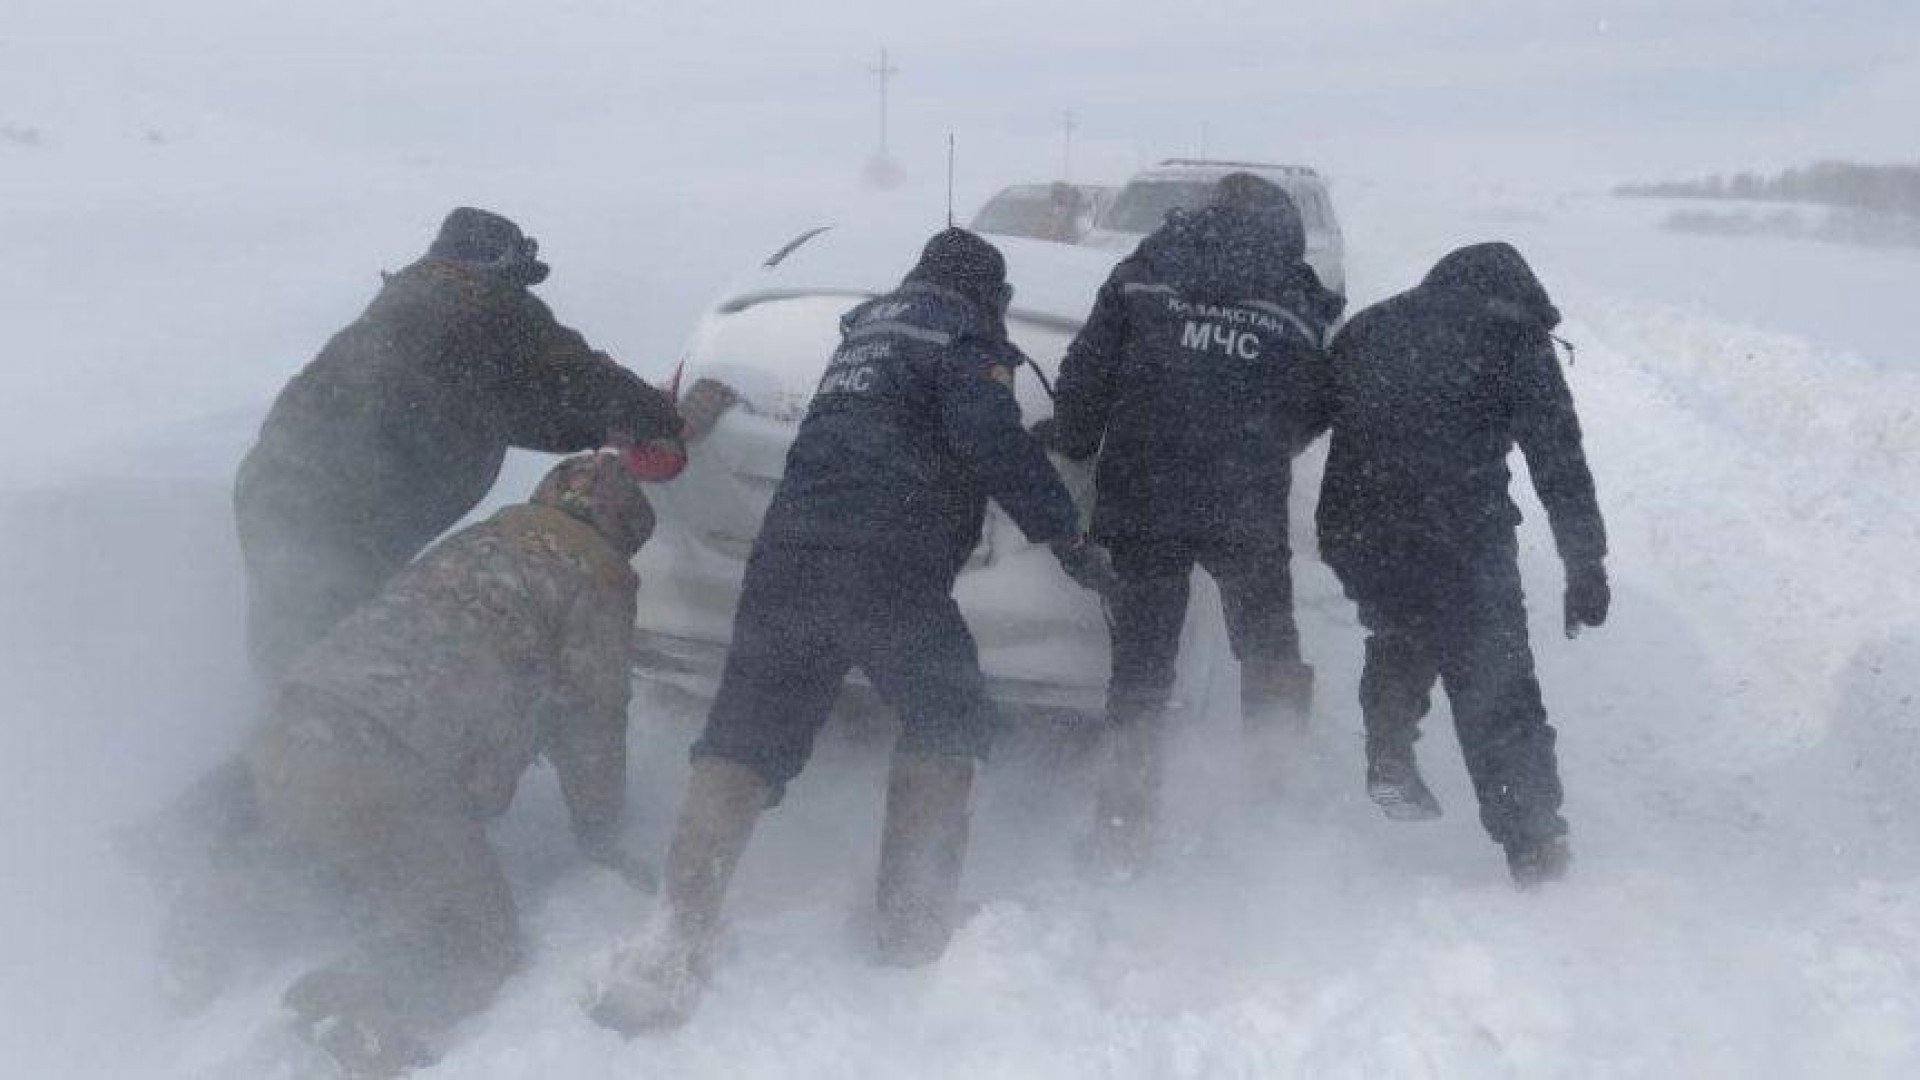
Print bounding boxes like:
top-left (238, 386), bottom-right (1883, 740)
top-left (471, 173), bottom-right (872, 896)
top-left (864, 47), bottom-right (904, 188)
top-left (1060, 111), bottom-right (1077, 181)
top-left (872, 48), bottom-right (897, 159)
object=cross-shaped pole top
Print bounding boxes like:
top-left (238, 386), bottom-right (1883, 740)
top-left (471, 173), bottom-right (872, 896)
top-left (869, 48), bottom-right (898, 156)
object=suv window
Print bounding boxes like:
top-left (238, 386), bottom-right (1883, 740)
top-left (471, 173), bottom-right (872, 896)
top-left (1102, 176), bottom-right (1331, 236)
top-left (1100, 179), bottom-right (1213, 233)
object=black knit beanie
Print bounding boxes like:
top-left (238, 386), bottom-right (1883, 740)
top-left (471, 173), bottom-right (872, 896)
top-left (904, 228), bottom-right (1010, 315)
top-left (429, 207), bottom-right (550, 286)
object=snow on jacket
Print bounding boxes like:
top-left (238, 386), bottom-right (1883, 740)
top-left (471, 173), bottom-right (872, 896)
top-left (235, 257), bottom-right (680, 574)
top-left (754, 279), bottom-right (1079, 582)
top-left (276, 502), bottom-right (637, 832)
top-left (1048, 203), bottom-right (1344, 547)
top-left (1313, 243), bottom-right (1606, 600)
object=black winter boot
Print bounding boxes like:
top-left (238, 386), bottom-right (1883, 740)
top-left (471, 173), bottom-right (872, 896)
top-left (1366, 740), bottom-right (1442, 822)
top-left (1082, 701), bottom-right (1166, 881)
top-left (1505, 835), bottom-right (1572, 888)
top-left (1241, 657), bottom-right (1315, 734)
top-left (875, 752), bottom-right (976, 966)
top-left (284, 966), bottom-right (438, 1078)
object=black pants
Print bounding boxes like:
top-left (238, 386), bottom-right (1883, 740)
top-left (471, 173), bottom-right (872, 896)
top-left (696, 545), bottom-right (996, 795)
top-left (235, 495), bottom-right (405, 683)
top-left (1357, 552), bottom-right (1565, 847)
top-left (1105, 537), bottom-right (1298, 718)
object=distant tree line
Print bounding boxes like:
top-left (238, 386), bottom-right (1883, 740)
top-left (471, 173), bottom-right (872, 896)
top-left (1662, 206), bottom-right (1920, 249)
top-left (1616, 161), bottom-right (1920, 219)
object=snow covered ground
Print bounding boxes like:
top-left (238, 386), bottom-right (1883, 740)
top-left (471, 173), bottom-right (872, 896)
top-left (3, 129), bottom-right (1919, 1077)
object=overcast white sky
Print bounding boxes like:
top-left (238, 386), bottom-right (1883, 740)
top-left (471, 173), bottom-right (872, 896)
top-left (4, 0), bottom-right (1915, 188)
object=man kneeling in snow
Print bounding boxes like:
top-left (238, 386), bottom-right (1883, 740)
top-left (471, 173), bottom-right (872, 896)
top-left (247, 453), bottom-right (656, 1073)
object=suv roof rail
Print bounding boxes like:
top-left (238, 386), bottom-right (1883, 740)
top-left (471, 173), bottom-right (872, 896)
top-left (1154, 158), bottom-right (1320, 178)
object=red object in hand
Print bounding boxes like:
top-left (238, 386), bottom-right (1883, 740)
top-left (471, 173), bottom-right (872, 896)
top-left (623, 437), bottom-right (688, 482)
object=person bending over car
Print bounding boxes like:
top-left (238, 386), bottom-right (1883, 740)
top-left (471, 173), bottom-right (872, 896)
top-left (591, 228), bottom-right (1115, 1035)
top-left (1034, 173), bottom-right (1343, 872)
top-left (1311, 242), bottom-right (1609, 886)
top-left (235, 207), bottom-right (682, 681)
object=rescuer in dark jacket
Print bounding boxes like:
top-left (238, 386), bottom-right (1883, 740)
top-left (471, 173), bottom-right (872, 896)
top-left (234, 207), bottom-right (683, 681)
top-left (591, 229), bottom-right (1113, 1036)
top-left (1313, 242), bottom-right (1609, 886)
top-left (1037, 174), bottom-right (1343, 867)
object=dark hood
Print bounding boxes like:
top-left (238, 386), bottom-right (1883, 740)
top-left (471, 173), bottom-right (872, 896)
top-left (1419, 242), bottom-right (1560, 330)
top-left (1138, 202), bottom-right (1306, 302)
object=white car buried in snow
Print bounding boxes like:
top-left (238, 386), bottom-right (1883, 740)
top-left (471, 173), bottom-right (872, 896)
top-left (633, 224), bottom-right (1122, 720)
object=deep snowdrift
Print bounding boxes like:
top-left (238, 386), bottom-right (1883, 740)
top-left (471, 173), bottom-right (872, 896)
top-left (3, 147), bottom-right (1917, 1077)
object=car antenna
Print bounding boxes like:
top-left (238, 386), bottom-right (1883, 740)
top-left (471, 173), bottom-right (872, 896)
top-left (936, 131), bottom-right (1064, 405)
top-left (945, 132), bottom-right (956, 227)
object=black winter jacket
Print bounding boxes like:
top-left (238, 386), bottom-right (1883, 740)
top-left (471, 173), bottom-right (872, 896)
top-left (235, 258), bottom-right (680, 570)
top-left (1313, 243), bottom-right (1606, 601)
top-left (1049, 204), bottom-right (1343, 547)
top-left (755, 280), bottom-right (1079, 582)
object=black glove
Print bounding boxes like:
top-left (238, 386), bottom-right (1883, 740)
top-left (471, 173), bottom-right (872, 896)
top-left (1030, 417), bottom-right (1063, 450)
top-left (1052, 534), bottom-right (1119, 597)
top-left (1030, 417), bottom-right (1093, 462)
top-left (1564, 560), bottom-right (1610, 638)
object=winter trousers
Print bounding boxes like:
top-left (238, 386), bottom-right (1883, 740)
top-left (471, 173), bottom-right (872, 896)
top-left (1355, 552), bottom-right (1566, 847)
top-left (248, 689), bottom-right (521, 1034)
top-left (235, 499), bottom-right (404, 683)
top-left (695, 544), bottom-right (998, 797)
top-left (1104, 537), bottom-right (1299, 718)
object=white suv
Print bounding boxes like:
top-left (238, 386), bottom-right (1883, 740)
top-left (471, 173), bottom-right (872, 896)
top-left (1081, 159), bottom-right (1346, 295)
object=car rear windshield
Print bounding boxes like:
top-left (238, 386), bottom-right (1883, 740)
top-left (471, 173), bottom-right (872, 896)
top-left (1100, 177), bottom-right (1331, 234)
top-left (1100, 180), bottom-right (1211, 233)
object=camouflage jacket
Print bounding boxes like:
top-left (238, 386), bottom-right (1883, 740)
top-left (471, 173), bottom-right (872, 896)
top-left (279, 503), bottom-right (637, 833)
top-left (236, 258), bottom-right (679, 570)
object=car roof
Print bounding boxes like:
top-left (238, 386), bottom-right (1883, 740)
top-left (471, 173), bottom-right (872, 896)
top-left (1129, 158), bottom-right (1325, 187)
top-left (986, 183), bottom-right (1060, 198)
top-left (982, 182), bottom-right (1113, 201)
top-left (716, 221), bottom-right (1120, 330)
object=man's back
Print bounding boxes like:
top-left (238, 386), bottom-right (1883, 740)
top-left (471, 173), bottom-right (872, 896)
top-left (241, 261), bottom-right (533, 553)
top-left (1318, 244), bottom-right (1604, 587)
top-left (237, 250), bottom-right (680, 570)
top-left (1323, 288), bottom-right (1533, 540)
top-left (1052, 203), bottom-right (1341, 545)
top-left (281, 502), bottom-right (636, 816)
top-left (758, 278), bottom-right (1073, 579)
